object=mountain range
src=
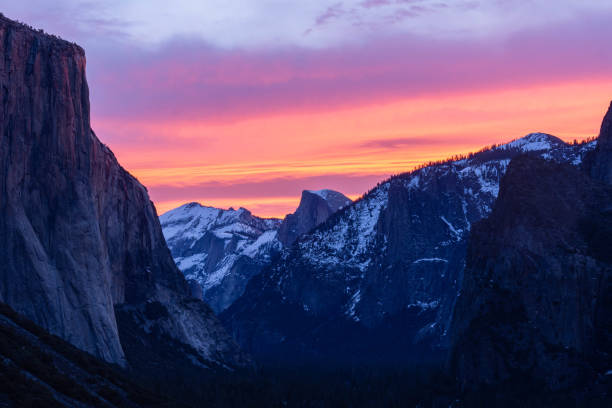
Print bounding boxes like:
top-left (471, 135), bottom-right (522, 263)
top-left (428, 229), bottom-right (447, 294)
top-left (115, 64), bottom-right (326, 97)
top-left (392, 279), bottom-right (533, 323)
top-left (1, 12), bottom-right (610, 406)
top-left (220, 132), bottom-right (597, 364)
top-left (160, 189), bottom-right (351, 312)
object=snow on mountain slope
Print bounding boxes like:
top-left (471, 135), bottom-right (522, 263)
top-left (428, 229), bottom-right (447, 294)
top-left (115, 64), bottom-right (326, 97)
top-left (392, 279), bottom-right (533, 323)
top-left (297, 133), bottom-right (594, 313)
top-left (160, 203), bottom-right (282, 312)
top-left (160, 190), bottom-right (351, 313)
top-left (222, 133), bottom-right (597, 362)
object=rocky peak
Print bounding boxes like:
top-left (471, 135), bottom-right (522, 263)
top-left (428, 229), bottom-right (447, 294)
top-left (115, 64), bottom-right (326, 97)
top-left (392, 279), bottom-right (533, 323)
top-left (160, 201), bottom-right (281, 251)
top-left (160, 191), bottom-right (351, 312)
top-left (160, 202), bottom-right (282, 313)
top-left (306, 189), bottom-right (352, 212)
top-left (589, 101), bottom-right (612, 184)
top-left (278, 189), bottom-right (352, 246)
top-left (498, 132), bottom-right (566, 153)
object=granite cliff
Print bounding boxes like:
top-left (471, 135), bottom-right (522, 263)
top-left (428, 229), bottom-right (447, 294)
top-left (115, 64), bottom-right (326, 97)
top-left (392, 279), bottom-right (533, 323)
top-left (277, 189), bottom-right (352, 246)
top-left (449, 104), bottom-right (612, 403)
top-left (0, 14), bottom-right (245, 369)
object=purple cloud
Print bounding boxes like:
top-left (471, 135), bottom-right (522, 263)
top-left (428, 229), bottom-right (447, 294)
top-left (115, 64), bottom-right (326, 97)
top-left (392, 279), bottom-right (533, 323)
top-left (86, 10), bottom-right (612, 129)
top-left (315, 2), bottom-right (347, 26)
top-left (360, 0), bottom-right (393, 8)
top-left (360, 136), bottom-right (473, 149)
top-left (148, 174), bottom-right (387, 202)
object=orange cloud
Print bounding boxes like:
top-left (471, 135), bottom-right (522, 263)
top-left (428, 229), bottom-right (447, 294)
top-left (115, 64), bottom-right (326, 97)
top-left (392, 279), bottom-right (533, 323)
top-left (94, 78), bottom-right (611, 218)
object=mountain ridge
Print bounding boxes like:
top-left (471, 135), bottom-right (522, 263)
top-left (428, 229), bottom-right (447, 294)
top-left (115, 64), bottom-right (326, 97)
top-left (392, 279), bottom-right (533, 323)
top-left (222, 131), bottom-right (597, 364)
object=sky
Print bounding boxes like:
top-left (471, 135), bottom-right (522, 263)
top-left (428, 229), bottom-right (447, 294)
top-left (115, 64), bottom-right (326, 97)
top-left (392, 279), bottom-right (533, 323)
top-left (4, 1), bottom-right (612, 217)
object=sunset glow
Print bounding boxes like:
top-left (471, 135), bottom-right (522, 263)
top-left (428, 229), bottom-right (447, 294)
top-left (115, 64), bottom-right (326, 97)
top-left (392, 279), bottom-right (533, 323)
top-left (97, 78), bottom-right (611, 217)
top-left (7, 1), bottom-right (612, 217)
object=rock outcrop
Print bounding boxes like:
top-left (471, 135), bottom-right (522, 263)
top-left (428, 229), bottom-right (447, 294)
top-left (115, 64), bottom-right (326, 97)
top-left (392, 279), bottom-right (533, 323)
top-left (0, 14), bottom-right (245, 368)
top-left (278, 189), bottom-right (351, 246)
top-left (448, 105), bottom-right (612, 400)
top-left (448, 155), bottom-right (612, 399)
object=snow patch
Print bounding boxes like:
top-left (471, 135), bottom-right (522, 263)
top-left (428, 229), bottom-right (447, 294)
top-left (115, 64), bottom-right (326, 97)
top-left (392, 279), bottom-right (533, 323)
top-left (412, 258), bottom-right (448, 264)
top-left (501, 133), bottom-right (558, 152)
top-left (243, 230), bottom-right (278, 258)
top-left (346, 289), bottom-right (362, 321)
top-left (440, 216), bottom-right (462, 240)
top-left (407, 300), bottom-right (440, 310)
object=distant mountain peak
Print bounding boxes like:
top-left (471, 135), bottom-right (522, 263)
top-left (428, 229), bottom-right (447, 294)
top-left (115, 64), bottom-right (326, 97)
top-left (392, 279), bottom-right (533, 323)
top-left (160, 202), bottom-right (282, 312)
top-left (498, 132), bottom-right (566, 152)
top-left (160, 190), bottom-right (351, 311)
top-left (304, 189), bottom-right (352, 210)
top-left (278, 189), bottom-right (352, 246)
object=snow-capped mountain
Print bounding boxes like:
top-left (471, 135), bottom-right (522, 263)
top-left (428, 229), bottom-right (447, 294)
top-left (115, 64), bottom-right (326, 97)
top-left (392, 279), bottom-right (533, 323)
top-left (160, 189), bottom-right (351, 313)
top-left (222, 133), bottom-right (597, 363)
top-left (160, 204), bottom-right (282, 313)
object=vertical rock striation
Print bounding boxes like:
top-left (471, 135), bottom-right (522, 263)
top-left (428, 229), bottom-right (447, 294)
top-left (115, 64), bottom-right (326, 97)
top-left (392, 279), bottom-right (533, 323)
top-left (0, 14), bottom-right (245, 368)
top-left (449, 117), bottom-right (612, 397)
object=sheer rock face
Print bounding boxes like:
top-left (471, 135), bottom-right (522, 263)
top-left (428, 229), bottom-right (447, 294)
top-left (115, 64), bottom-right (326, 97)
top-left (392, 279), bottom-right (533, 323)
top-left (449, 155), bottom-right (612, 392)
top-left (278, 189), bottom-right (352, 246)
top-left (0, 15), bottom-right (245, 367)
top-left (589, 102), bottom-right (612, 185)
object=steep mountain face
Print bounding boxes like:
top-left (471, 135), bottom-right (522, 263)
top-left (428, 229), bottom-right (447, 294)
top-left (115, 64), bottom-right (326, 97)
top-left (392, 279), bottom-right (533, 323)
top-left (0, 302), bottom-right (177, 408)
top-left (160, 190), bottom-right (350, 313)
top-left (222, 133), bottom-right (596, 364)
top-left (448, 155), bottom-right (612, 398)
top-left (277, 189), bottom-right (352, 246)
top-left (160, 204), bottom-right (282, 313)
top-left (589, 101), bottom-right (612, 184)
top-left (0, 15), bottom-right (245, 368)
top-left (448, 104), bottom-right (612, 399)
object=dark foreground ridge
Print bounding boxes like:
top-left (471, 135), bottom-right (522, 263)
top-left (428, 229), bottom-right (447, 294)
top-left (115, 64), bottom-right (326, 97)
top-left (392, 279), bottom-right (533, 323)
top-left (0, 301), bottom-right (182, 408)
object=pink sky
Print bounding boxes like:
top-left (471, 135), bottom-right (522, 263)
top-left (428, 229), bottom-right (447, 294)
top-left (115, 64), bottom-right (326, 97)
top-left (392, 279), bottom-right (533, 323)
top-left (5, 1), bottom-right (612, 217)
